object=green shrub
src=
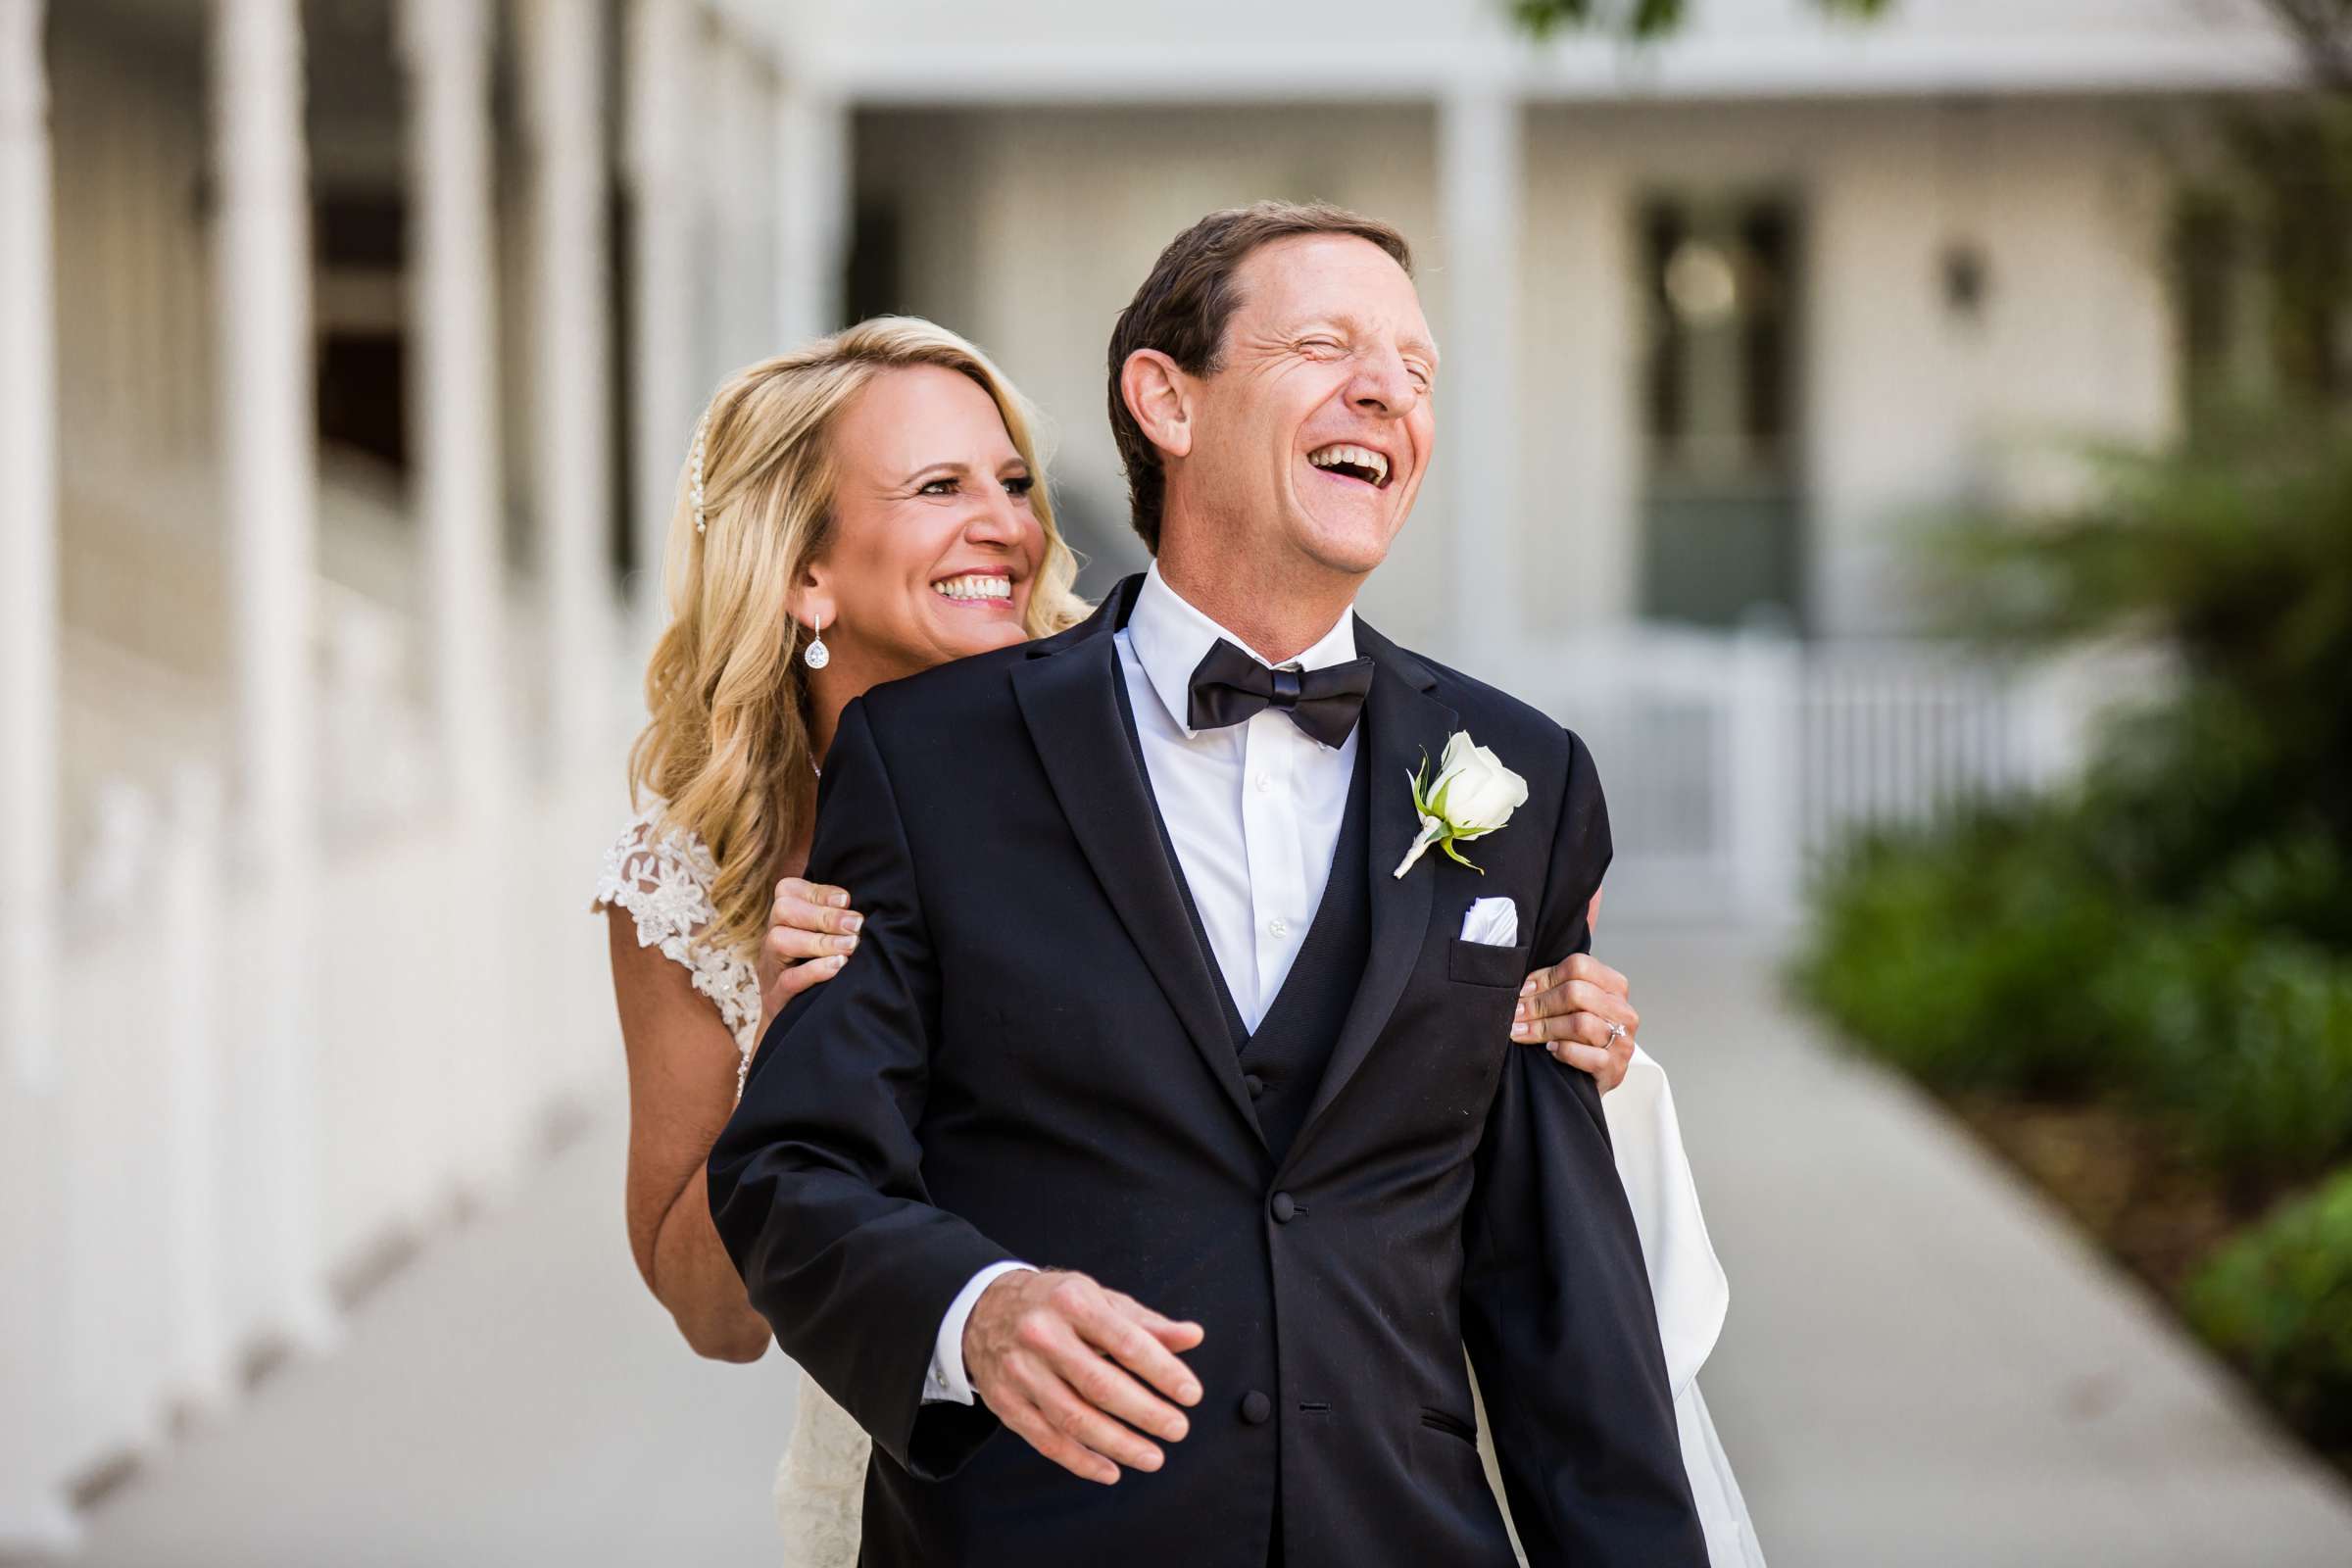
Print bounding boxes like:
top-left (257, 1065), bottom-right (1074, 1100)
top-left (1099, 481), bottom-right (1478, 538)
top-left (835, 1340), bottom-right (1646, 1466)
top-left (1798, 822), bottom-right (2352, 1186)
top-left (1789, 811), bottom-right (2131, 1095)
top-left (2104, 922), bottom-right (2352, 1183)
top-left (2184, 1166), bottom-right (2352, 1451)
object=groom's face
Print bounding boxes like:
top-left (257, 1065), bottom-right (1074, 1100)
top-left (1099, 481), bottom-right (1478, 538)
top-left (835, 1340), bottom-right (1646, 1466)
top-left (1184, 234), bottom-right (1436, 578)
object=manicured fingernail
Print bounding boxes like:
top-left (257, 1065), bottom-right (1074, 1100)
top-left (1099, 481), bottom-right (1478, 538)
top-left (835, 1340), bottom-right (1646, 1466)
top-left (841, 912), bottom-right (864, 934)
top-left (828, 891), bottom-right (850, 908)
top-left (833, 934), bottom-right (858, 954)
top-left (824, 954), bottom-right (847, 970)
top-left (1179, 1382), bottom-right (1201, 1403)
top-left (1519, 978), bottom-right (1538, 997)
top-left (1513, 1000), bottom-right (1530, 1020)
top-left (1510, 1021), bottom-right (1534, 1040)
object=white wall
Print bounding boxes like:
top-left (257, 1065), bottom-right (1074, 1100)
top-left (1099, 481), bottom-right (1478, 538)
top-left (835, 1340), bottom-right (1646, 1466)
top-left (1803, 97), bottom-right (2178, 635)
top-left (1523, 95), bottom-right (2181, 639)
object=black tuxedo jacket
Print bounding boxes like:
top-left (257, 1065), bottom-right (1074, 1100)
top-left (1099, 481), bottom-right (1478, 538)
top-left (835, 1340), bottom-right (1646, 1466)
top-left (710, 577), bottom-right (1705, 1566)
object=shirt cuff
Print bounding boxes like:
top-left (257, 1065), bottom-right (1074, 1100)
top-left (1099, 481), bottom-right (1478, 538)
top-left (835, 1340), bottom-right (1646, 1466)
top-left (922, 1261), bottom-right (1035, 1405)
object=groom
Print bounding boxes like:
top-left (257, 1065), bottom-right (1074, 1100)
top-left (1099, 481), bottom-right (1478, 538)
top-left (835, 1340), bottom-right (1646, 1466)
top-left (710, 201), bottom-right (1705, 1565)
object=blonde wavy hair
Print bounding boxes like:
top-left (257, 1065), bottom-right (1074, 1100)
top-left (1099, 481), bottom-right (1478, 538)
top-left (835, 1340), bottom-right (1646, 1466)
top-left (629, 317), bottom-right (1091, 960)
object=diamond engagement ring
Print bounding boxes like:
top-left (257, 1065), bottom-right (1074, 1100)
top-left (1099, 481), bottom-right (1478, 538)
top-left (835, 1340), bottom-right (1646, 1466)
top-left (1605, 1021), bottom-right (1628, 1043)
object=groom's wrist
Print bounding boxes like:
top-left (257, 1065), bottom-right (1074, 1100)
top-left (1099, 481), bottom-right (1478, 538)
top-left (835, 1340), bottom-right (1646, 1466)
top-left (922, 1260), bottom-right (1035, 1405)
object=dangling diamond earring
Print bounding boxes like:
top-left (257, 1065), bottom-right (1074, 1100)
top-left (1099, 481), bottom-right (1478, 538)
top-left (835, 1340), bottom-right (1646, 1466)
top-left (803, 613), bottom-right (830, 670)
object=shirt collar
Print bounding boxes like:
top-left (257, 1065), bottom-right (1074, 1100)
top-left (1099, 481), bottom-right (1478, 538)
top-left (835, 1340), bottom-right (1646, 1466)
top-left (1125, 561), bottom-right (1359, 740)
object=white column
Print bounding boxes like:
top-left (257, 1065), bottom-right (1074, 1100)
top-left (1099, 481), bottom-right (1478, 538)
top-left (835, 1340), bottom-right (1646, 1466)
top-left (0, 0), bottom-right (57, 1092)
top-left (704, 37), bottom-right (770, 367)
top-left (400, 0), bottom-right (509, 819)
top-left (518, 0), bottom-right (613, 782)
top-left (773, 77), bottom-right (849, 352)
top-left (215, 0), bottom-right (335, 1352)
top-left (401, 0), bottom-right (520, 1191)
top-left (0, 1), bottom-right (77, 1547)
top-left (161, 767), bottom-right (232, 1408)
top-left (625, 0), bottom-right (699, 635)
top-left (1728, 624), bottom-right (1801, 922)
top-left (1438, 86), bottom-right (1525, 673)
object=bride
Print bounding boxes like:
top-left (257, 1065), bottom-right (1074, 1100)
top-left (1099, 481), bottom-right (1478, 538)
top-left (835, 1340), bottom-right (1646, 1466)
top-left (594, 316), bottom-right (1760, 1565)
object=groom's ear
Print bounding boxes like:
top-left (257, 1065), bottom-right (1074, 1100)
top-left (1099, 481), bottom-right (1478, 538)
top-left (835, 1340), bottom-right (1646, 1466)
top-left (1120, 349), bottom-right (1195, 463)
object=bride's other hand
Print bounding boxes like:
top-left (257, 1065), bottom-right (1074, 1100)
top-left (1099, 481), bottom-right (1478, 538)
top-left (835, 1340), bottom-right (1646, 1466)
top-left (1508, 885), bottom-right (1638, 1092)
top-left (759, 876), bottom-right (861, 1028)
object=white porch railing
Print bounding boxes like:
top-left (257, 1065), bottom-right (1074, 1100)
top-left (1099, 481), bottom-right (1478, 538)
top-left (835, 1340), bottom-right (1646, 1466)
top-left (1513, 625), bottom-right (2132, 924)
top-left (6, 591), bottom-right (633, 1544)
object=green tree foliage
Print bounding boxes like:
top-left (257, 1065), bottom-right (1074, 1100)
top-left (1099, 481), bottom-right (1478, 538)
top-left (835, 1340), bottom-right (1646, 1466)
top-left (1923, 421), bottom-right (2352, 886)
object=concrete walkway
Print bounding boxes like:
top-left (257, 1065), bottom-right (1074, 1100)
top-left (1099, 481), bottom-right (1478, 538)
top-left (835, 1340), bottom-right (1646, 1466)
top-left (63, 925), bottom-right (2352, 1566)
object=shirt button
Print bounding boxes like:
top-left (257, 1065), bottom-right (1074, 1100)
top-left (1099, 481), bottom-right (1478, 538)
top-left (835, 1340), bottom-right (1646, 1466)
top-left (1270, 1192), bottom-right (1298, 1223)
top-left (1254, 771), bottom-right (1273, 793)
top-left (1268, 917), bottom-right (1289, 939)
top-left (1240, 1390), bottom-right (1273, 1426)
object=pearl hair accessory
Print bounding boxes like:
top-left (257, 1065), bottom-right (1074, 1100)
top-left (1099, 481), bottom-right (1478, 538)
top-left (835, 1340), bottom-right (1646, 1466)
top-left (690, 412), bottom-right (710, 534)
top-left (804, 613), bottom-right (830, 671)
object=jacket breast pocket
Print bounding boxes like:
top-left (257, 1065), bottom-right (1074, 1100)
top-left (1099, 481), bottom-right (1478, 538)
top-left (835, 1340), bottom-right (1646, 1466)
top-left (1447, 936), bottom-right (1530, 990)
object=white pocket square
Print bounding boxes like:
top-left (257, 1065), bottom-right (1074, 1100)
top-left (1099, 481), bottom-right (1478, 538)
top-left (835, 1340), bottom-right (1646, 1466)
top-left (1460, 896), bottom-right (1519, 947)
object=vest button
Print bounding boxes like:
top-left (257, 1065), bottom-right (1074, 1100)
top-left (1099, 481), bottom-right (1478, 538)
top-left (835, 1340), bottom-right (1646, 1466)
top-left (1240, 1390), bottom-right (1272, 1426)
top-left (1245, 1073), bottom-right (1266, 1099)
top-left (1270, 1191), bottom-right (1298, 1223)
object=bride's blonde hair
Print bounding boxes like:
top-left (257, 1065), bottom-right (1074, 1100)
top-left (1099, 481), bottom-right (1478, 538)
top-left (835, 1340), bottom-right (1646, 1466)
top-left (629, 317), bottom-right (1091, 959)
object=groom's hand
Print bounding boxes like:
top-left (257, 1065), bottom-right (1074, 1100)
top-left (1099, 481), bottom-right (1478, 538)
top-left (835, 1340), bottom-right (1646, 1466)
top-left (963, 1268), bottom-right (1204, 1485)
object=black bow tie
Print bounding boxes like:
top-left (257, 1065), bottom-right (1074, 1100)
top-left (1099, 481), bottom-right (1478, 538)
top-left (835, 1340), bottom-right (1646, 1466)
top-left (1186, 637), bottom-right (1374, 749)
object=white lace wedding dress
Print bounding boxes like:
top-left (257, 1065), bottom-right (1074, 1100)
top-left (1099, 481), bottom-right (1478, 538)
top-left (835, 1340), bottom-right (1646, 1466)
top-left (594, 808), bottom-right (872, 1568)
top-left (596, 806), bottom-right (1762, 1568)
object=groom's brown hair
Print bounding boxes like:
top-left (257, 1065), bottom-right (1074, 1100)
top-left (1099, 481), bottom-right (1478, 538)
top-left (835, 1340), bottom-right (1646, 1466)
top-left (1107, 200), bottom-right (1414, 554)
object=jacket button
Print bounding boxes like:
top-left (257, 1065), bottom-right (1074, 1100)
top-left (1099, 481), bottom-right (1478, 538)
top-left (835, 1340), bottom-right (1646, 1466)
top-left (1269, 1191), bottom-right (1298, 1223)
top-left (1245, 1073), bottom-right (1266, 1099)
top-left (1240, 1390), bottom-right (1272, 1426)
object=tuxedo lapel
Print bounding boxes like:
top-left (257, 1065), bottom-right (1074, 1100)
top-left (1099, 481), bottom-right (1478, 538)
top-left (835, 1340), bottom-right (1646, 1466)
top-left (1280, 621), bottom-right (1457, 1175)
top-left (1010, 579), bottom-right (1267, 1149)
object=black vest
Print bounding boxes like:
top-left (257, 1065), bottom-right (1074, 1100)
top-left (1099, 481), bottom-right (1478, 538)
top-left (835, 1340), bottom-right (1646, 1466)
top-left (1112, 659), bottom-right (1374, 1165)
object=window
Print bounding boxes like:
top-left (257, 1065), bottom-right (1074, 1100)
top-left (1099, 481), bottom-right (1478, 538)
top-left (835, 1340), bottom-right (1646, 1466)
top-left (1637, 193), bottom-right (1805, 631)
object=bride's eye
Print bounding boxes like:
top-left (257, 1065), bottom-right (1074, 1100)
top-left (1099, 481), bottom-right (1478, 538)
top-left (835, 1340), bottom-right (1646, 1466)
top-left (917, 477), bottom-right (958, 497)
top-left (1004, 475), bottom-right (1035, 500)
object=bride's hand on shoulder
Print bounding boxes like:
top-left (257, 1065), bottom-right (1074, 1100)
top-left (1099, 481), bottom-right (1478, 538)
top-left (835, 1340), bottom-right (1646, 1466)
top-left (1509, 886), bottom-right (1638, 1093)
top-left (759, 876), bottom-right (862, 1028)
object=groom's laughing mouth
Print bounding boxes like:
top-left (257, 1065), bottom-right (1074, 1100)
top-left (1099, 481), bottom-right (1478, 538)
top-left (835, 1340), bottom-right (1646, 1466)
top-left (1306, 441), bottom-right (1395, 490)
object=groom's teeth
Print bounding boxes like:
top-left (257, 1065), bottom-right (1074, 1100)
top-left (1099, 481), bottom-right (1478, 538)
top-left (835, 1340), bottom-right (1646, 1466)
top-left (932, 573), bottom-right (1012, 602)
top-left (1307, 444), bottom-right (1391, 487)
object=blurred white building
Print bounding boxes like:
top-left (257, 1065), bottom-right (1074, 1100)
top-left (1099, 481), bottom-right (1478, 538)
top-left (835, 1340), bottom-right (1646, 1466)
top-left (0, 0), bottom-right (2300, 1550)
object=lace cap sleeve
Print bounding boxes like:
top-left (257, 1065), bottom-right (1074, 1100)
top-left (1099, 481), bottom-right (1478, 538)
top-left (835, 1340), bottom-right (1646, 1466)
top-left (593, 807), bottom-right (762, 1095)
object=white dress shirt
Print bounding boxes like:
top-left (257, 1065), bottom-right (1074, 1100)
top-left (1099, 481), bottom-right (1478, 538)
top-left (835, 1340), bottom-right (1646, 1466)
top-left (921, 564), bottom-right (1362, 1405)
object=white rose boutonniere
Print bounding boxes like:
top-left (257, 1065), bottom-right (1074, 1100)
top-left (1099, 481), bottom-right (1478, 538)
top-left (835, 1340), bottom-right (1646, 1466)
top-left (1393, 730), bottom-right (1530, 880)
